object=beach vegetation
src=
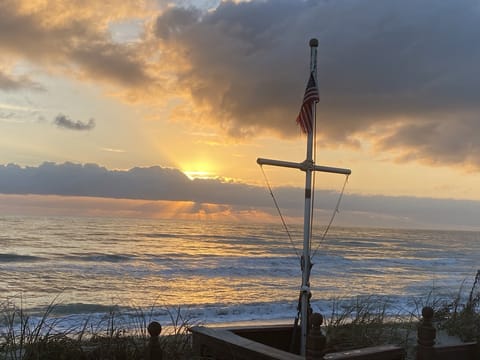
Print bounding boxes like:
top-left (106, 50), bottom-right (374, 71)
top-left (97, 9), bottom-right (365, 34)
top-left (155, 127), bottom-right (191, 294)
top-left (0, 300), bottom-right (196, 360)
top-left (0, 272), bottom-right (478, 359)
top-left (321, 271), bottom-right (480, 358)
top-left (322, 295), bottom-right (416, 353)
top-left (434, 269), bottom-right (480, 342)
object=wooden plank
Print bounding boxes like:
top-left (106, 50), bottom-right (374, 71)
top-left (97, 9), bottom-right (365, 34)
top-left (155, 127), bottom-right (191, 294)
top-left (434, 342), bottom-right (478, 360)
top-left (324, 345), bottom-right (405, 360)
top-left (191, 325), bottom-right (406, 360)
top-left (190, 326), bottom-right (304, 360)
top-left (224, 324), bottom-right (293, 333)
top-left (230, 325), bottom-right (298, 352)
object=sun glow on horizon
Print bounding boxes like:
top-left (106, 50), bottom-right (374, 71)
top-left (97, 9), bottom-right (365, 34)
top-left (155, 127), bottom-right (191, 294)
top-left (183, 170), bottom-right (213, 180)
top-left (181, 161), bottom-right (218, 180)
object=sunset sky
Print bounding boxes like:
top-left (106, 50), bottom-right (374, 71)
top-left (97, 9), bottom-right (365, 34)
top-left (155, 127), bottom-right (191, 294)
top-left (1, 0), bottom-right (480, 230)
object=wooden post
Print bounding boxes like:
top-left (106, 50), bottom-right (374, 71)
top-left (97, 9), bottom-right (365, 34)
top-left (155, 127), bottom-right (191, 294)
top-left (416, 307), bottom-right (436, 360)
top-left (306, 312), bottom-right (326, 360)
top-left (146, 321), bottom-right (163, 360)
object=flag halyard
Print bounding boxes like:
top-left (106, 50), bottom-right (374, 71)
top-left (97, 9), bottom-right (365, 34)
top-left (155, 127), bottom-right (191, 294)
top-left (296, 72), bottom-right (319, 134)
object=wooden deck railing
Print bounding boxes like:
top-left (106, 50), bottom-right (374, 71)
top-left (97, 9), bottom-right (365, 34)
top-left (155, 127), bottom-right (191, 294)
top-left (146, 306), bottom-right (478, 359)
top-left (416, 306), bottom-right (478, 360)
top-left (145, 321), bottom-right (163, 360)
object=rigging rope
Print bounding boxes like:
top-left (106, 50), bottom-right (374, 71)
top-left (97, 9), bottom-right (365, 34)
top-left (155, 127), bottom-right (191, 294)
top-left (259, 165), bottom-right (301, 258)
top-left (311, 174), bottom-right (349, 258)
top-left (310, 93), bottom-right (349, 259)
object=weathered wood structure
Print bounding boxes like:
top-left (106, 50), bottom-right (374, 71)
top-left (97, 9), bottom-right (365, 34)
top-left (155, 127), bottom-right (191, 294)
top-left (416, 306), bottom-right (478, 360)
top-left (189, 323), bottom-right (405, 360)
top-left (190, 325), bottom-right (303, 360)
top-left (189, 313), bottom-right (405, 360)
top-left (145, 321), bottom-right (163, 360)
top-left (186, 307), bottom-right (479, 360)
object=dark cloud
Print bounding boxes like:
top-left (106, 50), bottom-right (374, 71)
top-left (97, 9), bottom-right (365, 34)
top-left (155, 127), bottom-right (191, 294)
top-left (0, 162), bottom-right (264, 204)
top-left (375, 117), bottom-right (480, 167)
top-left (0, 162), bottom-right (479, 230)
top-left (0, 70), bottom-right (44, 91)
top-left (156, 0), bottom-right (480, 165)
top-left (54, 114), bottom-right (96, 131)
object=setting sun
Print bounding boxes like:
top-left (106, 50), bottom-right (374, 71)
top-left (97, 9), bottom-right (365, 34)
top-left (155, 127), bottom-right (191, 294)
top-left (182, 161), bottom-right (217, 180)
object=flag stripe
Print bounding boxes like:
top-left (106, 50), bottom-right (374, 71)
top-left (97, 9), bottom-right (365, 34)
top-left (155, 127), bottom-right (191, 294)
top-left (296, 73), bottom-right (319, 134)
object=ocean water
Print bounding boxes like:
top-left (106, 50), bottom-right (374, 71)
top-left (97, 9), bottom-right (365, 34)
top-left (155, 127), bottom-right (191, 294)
top-left (1, 215), bottom-right (479, 332)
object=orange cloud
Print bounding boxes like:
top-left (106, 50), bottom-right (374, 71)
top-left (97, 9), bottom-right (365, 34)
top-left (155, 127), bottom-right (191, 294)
top-left (0, 0), bottom-right (153, 87)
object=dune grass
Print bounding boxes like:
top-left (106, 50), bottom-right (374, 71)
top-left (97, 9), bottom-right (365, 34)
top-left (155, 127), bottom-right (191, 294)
top-left (1, 271), bottom-right (479, 359)
top-left (434, 270), bottom-right (480, 342)
top-left (321, 270), bottom-right (480, 359)
top-left (0, 300), bottom-right (196, 360)
top-left (322, 295), bottom-right (416, 353)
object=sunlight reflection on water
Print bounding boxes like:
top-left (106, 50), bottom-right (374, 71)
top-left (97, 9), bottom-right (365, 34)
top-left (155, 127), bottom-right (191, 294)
top-left (1, 216), bottom-right (479, 324)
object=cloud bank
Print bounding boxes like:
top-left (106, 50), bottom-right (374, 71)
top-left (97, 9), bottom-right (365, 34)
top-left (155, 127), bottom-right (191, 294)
top-left (0, 162), bottom-right (264, 204)
top-left (1, 162), bottom-right (479, 230)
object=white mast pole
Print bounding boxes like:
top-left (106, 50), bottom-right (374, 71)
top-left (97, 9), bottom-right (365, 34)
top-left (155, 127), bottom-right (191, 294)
top-left (257, 38), bottom-right (350, 357)
top-left (299, 38), bottom-right (318, 356)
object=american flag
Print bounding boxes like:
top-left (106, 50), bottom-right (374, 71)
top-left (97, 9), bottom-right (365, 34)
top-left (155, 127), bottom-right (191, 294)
top-left (296, 72), bottom-right (319, 134)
